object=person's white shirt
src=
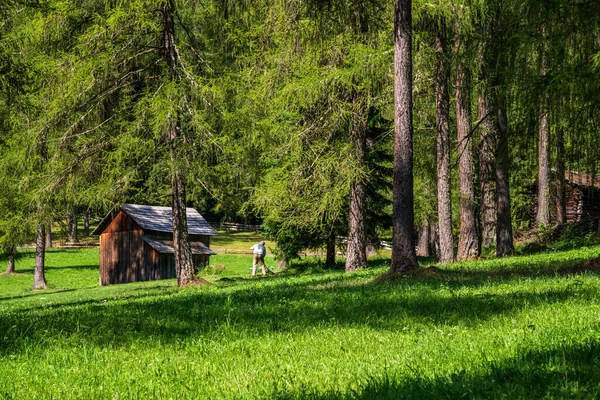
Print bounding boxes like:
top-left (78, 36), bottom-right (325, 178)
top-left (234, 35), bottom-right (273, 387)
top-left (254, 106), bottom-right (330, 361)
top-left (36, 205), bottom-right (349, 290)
top-left (250, 242), bottom-right (266, 256)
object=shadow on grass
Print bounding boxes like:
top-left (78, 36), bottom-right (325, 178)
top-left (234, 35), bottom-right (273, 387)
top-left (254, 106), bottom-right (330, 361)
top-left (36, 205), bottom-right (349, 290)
top-left (0, 284), bottom-right (177, 308)
top-left (10, 264), bottom-right (99, 275)
top-left (269, 341), bottom-right (600, 399)
top-left (0, 288), bottom-right (77, 302)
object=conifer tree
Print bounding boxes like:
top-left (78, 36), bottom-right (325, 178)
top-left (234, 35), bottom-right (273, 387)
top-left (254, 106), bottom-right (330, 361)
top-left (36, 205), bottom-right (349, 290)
top-left (390, 0), bottom-right (418, 274)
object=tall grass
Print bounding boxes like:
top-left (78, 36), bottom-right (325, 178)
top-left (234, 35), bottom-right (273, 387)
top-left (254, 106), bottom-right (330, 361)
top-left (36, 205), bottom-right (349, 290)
top-left (1, 245), bottom-right (600, 398)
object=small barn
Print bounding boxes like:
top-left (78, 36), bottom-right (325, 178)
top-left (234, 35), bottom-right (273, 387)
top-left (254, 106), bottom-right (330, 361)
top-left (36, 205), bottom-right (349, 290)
top-left (529, 171), bottom-right (600, 225)
top-left (92, 203), bottom-right (218, 285)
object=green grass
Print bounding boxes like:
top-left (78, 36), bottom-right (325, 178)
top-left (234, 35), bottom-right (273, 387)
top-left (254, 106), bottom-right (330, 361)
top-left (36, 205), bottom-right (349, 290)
top-left (210, 230), bottom-right (276, 254)
top-left (1, 245), bottom-right (600, 399)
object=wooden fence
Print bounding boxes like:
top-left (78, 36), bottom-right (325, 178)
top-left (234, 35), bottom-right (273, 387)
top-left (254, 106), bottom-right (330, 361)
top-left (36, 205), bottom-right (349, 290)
top-left (216, 222), bottom-right (264, 232)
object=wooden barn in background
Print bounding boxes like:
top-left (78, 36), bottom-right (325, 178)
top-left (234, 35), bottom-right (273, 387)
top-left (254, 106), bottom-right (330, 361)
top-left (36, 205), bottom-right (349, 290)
top-left (92, 203), bottom-right (217, 285)
top-left (529, 171), bottom-right (600, 225)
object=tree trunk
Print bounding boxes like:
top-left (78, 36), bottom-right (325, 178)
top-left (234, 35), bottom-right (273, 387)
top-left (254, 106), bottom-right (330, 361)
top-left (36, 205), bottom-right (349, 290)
top-left (478, 42), bottom-right (497, 249)
top-left (5, 248), bottom-right (15, 274)
top-left (434, 17), bottom-right (454, 264)
top-left (171, 155), bottom-right (194, 285)
top-left (555, 127), bottom-right (566, 224)
top-left (67, 206), bottom-right (78, 243)
top-left (495, 99), bottom-right (514, 256)
top-left (456, 33), bottom-right (480, 260)
top-left (326, 230), bottom-right (336, 268)
top-left (346, 103), bottom-right (368, 272)
top-left (83, 212), bottom-right (90, 237)
top-left (537, 34), bottom-right (551, 227)
top-left (390, 0), bottom-right (418, 274)
top-left (416, 219), bottom-right (431, 257)
top-left (162, 1), bottom-right (194, 286)
top-left (45, 224), bottom-right (52, 248)
top-left (429, 221), bottom-right (440, 261)
top-left (34, 223), bottom-right (47, 289)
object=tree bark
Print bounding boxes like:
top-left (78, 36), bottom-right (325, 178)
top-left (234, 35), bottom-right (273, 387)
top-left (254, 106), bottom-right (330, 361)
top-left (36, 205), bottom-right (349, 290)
top-left (326, 230), bottom-right (336, 268)
top-left (478, 43), bottom-right (497, 249)
top-left (162, 1), bottom-right (194, 285)
top-left (495, 99), bottom-right (514, 256)
top-left (34, 223), bottom-right (47, 289)
top-left (67, 206), bottom-right (78, 243)
top-left (429, 221), bottom-right (440, 261)
top-left (45, 225), bottom-right (52, 248)
top-left (83, 212), bottom-right (90, 237)
top-left (390, 0), bottom-right (418, 274)
top-left (555, 127), bottom-right (566, 224)
top-left (456, 32), bottom-right (480, 260)
top-left (434, 16), bottom-right (454, 264)
top-left (5, 247), bottom-right (15, 274)
top-left (537, 33), bottom-right (551, 227)
top-left (346, 103), bottom-right (368, 272)
top-left (171, 151), bottom-right (194, 285)
top-left (416, 219), bottom-right (431, 257)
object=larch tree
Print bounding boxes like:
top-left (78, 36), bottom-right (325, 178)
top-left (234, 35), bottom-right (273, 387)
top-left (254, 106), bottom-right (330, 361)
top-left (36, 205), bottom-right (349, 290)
top-left (31, 0), bottom-right (226, 286)
top-left (390, 0), bottom-right (418, 274)
top-left (495, 94), bottom-right (514, 256)
top-left (433, 15), bottom-right (454, 264)
top-left (536, 23), bottom-right (551, 228)
top-left (250, 0), bottom-right (392, 268)
top-left (477, 39), bottom-right (497, 249)
top-left (161, 0), bottom-right (194, 285)
top-left (455, 7), bottom-right (480, 260)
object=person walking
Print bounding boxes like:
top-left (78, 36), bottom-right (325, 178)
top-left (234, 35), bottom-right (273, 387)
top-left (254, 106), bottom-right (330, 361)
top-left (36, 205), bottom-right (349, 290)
top-left (250, 240), bottom-right (267, 277)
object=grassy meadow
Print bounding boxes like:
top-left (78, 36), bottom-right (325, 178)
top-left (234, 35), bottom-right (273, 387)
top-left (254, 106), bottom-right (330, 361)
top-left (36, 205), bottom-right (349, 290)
top-left (1, 238), bottom-right (600, 399)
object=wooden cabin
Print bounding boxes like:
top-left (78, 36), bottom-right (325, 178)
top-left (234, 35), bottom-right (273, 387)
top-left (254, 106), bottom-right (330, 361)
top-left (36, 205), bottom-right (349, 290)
top-left (92, 203), bottom-right (217, 285)
top-left (529, 171), bottom-right (600, 225)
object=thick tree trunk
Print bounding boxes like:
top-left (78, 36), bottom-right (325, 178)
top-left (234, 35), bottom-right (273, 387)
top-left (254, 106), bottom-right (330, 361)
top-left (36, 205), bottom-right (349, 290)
top-left (83, 212), bottom-right (90, 237)
top-left (555, 127), bottom-right (566, 224)
top-left (537, 39), bottom-right (551, 227)
top-left (326, 230), bottom-right (336, 268)
top-left (67, 206), bottom-right (78, 243)
top-left (390, 0), bottom-right (418, 274)
top-left (478, 42), bottom-right (497, 249)
top-left (171, 156), bottom-right (194, 285)
top-left (416, 219), bottom-right (431, 257)
top-left (495, 100), bottom-right (514, 256)
top-left (434, 17), bottom-right (454, 264)
top-left (479, 95), bottom-right (497, 248)
top-left (346, 104), bottom-right (368, 272)
top-left (456, 34), bottom-right (480, 260)
top-left (34, 223), bottom-right (47, 289)
top-left (163, 1), bottom-right (194, 285)
top-left (45, 225), bottom-right (52, 249)
top-left (5, 248), bottom-right (15, 274)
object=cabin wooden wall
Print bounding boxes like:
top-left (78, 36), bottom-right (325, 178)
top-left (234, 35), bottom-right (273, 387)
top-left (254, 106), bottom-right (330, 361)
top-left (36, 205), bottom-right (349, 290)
top-left (565, 185), bottom-right (582, 222)
top-left (190, 234), bottom-right (211, 247)
top-left (530, 183), bottom-right (599, 226)
top-left (581, 188), bottom-right (600, 220)
top-left (99, 230), bottom-right (145, 285)
top-left (150, 250), bottom-right (176, 281)
top-left (99, 216), bottom-right (212, 285)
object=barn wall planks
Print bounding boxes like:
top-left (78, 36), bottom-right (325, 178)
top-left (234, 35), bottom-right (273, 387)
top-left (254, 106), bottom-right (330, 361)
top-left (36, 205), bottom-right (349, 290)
top-left (98, 207), bottom-right (216, 286)
top-left (530, 183), bottom-right (600, 226)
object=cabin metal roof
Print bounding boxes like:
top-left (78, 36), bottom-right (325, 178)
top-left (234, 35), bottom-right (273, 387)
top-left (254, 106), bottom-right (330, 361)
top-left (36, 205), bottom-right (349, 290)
top-left (142, 237), bottom-right (216, 256)
top-left (92, 203), bottom-right (218, 236)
